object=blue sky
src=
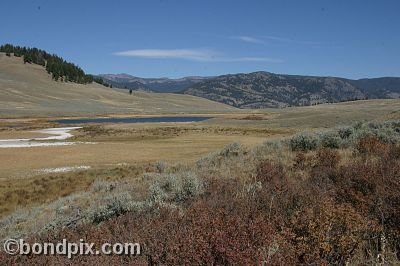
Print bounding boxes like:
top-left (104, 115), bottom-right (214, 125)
top-left (1, 0), bottom-right (400, 78)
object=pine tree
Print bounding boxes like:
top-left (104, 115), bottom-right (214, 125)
top-left (0, 43), bottom-right (100, 85)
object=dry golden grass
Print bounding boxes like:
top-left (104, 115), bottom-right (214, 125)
top-left (0, 130), bottom-right (51, 139)
top-left (0, 129), bottom-right (273, 179)
top-left (0, 53), bottom-right (236, 118)
top-left (0, 163), bottom-right (152, 217)
top-left (0, 122), bottom-right (286, 217)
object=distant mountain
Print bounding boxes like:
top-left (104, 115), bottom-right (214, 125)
top-left (99, 71), bottom-right (400, 108)
top-left (182, 72), bottom-right (400, 108)
top-left (348, 77), bottom-right (400, 99)
top-left (99, 73), bottom-right (210, 93)
top-left (182, 72), bottom-right (364, 108)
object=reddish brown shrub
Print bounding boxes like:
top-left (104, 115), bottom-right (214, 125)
top-left (1, 134), bottom-right (399, 265)
top-left (290, 200), bottom-right (377, 265)
top-left (355, 136), bottom-right (386, 156)
top-left (256, 160), bottom-right (285, 183)
top-left (0, 202), bottom-right (297, 265)
top-left (293, 152), bottom-right (311, 170)
top-left (316, 148), bottom-right (341, 169)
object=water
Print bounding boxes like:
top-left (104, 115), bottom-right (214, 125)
top-left (54, 116), bottom-right (212, 124)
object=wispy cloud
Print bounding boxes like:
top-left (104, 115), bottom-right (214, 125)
top-left (113, 48), bottom-right (282, 63)
top-left (218, 57), bottom-right (282, 63)
top-left (113, 49), bottom-right (218, 61)
top-left (230, 36), bottom-right (266, 45)
top-left (263, 35), bottom-right (319, 45)
top-left (231, 34), bottom-right (318, 46)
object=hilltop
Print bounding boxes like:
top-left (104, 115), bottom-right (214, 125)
top-left (0, 53), bottom-right (236, 117)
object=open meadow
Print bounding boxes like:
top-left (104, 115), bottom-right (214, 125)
top-left (0, 99), bottom-right (399, 217)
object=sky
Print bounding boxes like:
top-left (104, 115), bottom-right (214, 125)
top-left (1, 0), bottom-right (400, 79)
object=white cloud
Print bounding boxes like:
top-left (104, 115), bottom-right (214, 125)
top-left (263, 35), bottom-right (318, 45)
top-left (113, 49), bottom-right (218, 62)
top-left (113, 48), bottom-right (282, 63)
top-left (263, 35), bottom-right (292, 42)
top-left (231, 36), bottom-right (266, 44)
top-left (231, 34), bottom-right (319, 46)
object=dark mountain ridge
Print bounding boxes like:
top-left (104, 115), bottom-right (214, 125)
top-left (99, 73), bottom-right (210, 93)
top-left (182, 71), bottom-right (400, 108)
top-left (100, 71), bottom-right (400, 108)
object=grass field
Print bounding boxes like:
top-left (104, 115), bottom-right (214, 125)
top-left (0, 98), bottom-right (399, 218)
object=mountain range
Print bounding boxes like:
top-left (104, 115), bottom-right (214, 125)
top-left (99, 74), bottom-right (209, 93)
top-left (3, 43), bottom-right (398, 111)
top-left (99, 72), bottom-right (400, 108)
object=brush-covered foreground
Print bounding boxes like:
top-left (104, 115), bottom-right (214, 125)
top-left (1, 120), bottom-right (399, 265)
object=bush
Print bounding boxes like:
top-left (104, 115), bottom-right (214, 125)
top-left (219, 142), bottom-right (242, 157)
top-left (319, 131), bottom-right (341, 149)
top-left (154, 160), bottom-right (168, 173)
top-left (338, 126), bottom-right (354, 139)
top-left (89, 193), bottom-right (145, 224)
top-left (175, 172), bottom-right (204, 202)
top-left (90, 180), bottom-right (118, 192)
top-left (148, 172), bottom-right (204, 204)
top-left (290, 201), bottom-right (375, 265)
top-left (289, 133), bottom-right (318, 152)
top-left (352, 120), bottom-right (400, 145)
top-left (355, 136), bottom-right (386, 155)
top-left (315, 148), bottom-right (340, 168)
top-left (293, 152), bottom-right (308, 170)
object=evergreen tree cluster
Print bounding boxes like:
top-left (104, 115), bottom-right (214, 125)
top-left (0, 43), bottom-right (95, 84)
top-left (92, 76), bottom-right (112, 88)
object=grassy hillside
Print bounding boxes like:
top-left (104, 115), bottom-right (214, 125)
top-left (0, 53), bottom-right (236, 117)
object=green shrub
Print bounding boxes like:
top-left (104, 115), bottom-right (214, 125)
top-left (148, 172), bottom-right (204, 204)
top-left (89, 193), bottom-right (145, 224)
top-left (319, 131), bottom-right (341, 149)
top-left (196, 151), bottom-right (221, 169)
top-left (338, 126), bottom-right (353, 139)
top-left (175, 172), bottom-right (204, 202)
top-left (90, 180), bottom-right (118, 192)
top-left (289, 133), bottom-right (318, 152)
top-left (148, 184), bottom-right (167, 204)
top-left (220, 142), bottom-right (242, 157)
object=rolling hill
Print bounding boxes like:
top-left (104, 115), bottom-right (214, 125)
top-left (0, 53), bottom-right (236, 117)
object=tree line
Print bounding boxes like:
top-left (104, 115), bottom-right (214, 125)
top-left (0, 43), bottom-right (98, 84)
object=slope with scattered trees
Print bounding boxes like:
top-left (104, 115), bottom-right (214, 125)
top-left (0, 43), bottom-right (94, 84)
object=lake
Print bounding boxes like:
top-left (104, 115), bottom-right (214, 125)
top-left (54, 116), bottom-right (212, 125)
